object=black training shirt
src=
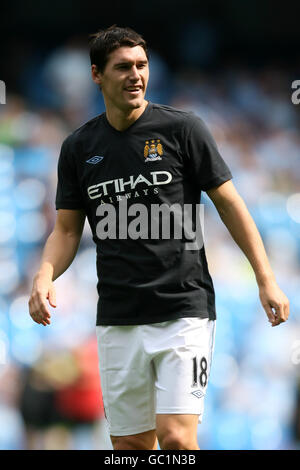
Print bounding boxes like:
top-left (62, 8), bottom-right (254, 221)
top-left (55, 101), bottom-right (233, 325)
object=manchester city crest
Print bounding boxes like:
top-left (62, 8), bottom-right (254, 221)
top-left (144, 139), bottom-right (163, 162)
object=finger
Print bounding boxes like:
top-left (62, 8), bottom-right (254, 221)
top-left (39, 299), bottom-right (51, 318)
top-left (33, 293), bottom-right (51, 319)
top-left (264, 304), bottom-right (276, 324)
top-left (276, 303), bottom-right (286, 323)
top-left (31, 313), bottom-right (41, 324)
top-left (47, 288), bottom-right (56, 308)
top-left (30, 297), bottom-right (44, 321)
top-left (32, 312), bottom-right (49, 326)
top-left (284, 301), bottom-right (290, 321)
top-left (30, 297), bottom-right (51, 325)
top-left (29, 300), bottom-right (40, 324)
top-left (35, 308), bottom-right (51, 325)
top-left (40, 316), bottom-right (50, 325)
top-left (271, 304), bottom-right (285, 327)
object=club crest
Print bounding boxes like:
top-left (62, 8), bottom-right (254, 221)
top-left (144, 139), bottom-right (163, 162)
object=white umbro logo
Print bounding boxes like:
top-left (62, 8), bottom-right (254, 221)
top-left (86, 156), bottom-right (104, 164)
top-left (191, 390), bottom-right (204, 399)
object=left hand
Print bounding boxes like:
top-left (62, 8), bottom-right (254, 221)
top-left (259, 280), bottom-right (290, 327)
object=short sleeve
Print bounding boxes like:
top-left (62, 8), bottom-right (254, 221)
top-left (55, 136), bottom-right (85, 210)
top-left (184, 114), bottom-right (233, 191)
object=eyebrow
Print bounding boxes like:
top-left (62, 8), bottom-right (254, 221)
top-left (114, 60), bottom-right (148, 67)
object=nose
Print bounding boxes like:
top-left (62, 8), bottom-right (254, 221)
top-left (129, 65), bottom-right (140, 81)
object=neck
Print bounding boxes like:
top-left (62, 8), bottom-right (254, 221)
top-left (105, 100), bottom-right (148, 131)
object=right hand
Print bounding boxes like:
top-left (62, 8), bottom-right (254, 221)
top-left (258, 279), bottom-right (289, 327)
top-left (28, 274), bottom-right (56, 326)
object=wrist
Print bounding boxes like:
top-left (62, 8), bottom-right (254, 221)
top-left (256, 273), bottom-right (276, 288)
top-left (35, 263), bottom-right (54, 282)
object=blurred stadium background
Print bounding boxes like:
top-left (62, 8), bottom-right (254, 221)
top-left (0, 0), bottom-right (300, 450)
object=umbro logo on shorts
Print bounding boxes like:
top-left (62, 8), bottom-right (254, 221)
top-left (191, 390), bottom-right (204, 399)
top-left (86, 156), bottom-right (104, 164)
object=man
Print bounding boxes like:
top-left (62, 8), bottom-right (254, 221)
top-left (28, 26), bottom-right (290, 450)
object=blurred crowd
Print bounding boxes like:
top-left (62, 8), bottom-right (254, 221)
top-left (0, 39), bottom-right (300, 449)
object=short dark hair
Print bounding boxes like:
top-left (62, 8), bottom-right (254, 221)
top-left (89, 25), bottom-right (148, 73)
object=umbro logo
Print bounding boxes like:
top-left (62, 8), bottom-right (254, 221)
top-left (191, 390), bottom-right (204, 399)
top-left (86, 156), bottom-right (104, 164)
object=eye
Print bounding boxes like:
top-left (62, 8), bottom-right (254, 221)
top-left (116, 64), bottom-right (130, 70)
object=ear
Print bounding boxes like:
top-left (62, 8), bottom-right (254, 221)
top-left (91, 64), bottom-right (102, 86)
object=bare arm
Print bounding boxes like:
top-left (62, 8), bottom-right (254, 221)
top-left (28, 209), bottom-right (86, 326)
top-left (206, 180), bottom-right (289, 327)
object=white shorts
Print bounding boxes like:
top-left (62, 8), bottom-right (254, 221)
top-left (96, 317), bottom-right (216, 436)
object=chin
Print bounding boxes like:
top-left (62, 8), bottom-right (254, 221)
top-left (126, 98), bottom-right (144, 109)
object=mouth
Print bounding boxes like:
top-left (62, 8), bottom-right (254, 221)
top-left (124, 86), bottom-right (142, 96)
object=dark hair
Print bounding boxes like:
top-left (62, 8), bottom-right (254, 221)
top-left (89, 25), bottom-right (148, 73)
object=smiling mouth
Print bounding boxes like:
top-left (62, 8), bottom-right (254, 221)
top-left (124, 87), bottom-right (142, 94)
